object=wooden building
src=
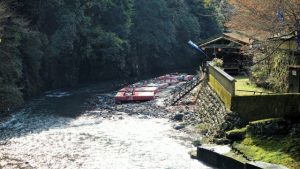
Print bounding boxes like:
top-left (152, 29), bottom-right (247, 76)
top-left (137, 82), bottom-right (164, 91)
top-left (289, 65), bottom-right (300, 93)
top-left (199, 32), bottom-right (252, 74)
top-left (278, 34), bottom-right (300, 93)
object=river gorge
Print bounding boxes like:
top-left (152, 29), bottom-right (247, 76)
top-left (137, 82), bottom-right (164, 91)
top-left (0, 81), bottom-right (213, 169)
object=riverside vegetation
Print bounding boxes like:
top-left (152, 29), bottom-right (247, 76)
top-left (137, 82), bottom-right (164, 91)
top-left (0, 0), bottom-right (227, 114)
top-left (225, 118), bottom-right (300, 169)
top-left (1, 1), bottom-right (300, 168)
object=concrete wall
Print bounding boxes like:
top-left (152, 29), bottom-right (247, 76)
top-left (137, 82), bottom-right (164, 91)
top-left (208, 62), bottom-right (236, 109)
top-left (208, 62), bottom-right (300, 122)
top-left (208, 62), bottom-right (236, 95)
top-left (209, 74), bottom-right (232, 109)
top-left (231, 94), bottom-right (300, 122)
top-left (197, 147), bottom-right (262, 169)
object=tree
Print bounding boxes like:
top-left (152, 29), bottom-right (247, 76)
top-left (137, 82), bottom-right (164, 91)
top-left (0, 2), bottom-right (11, 38)
top-left (227, 0), bottom-right (300, 92)
top-left (130, 0), bottom-right (176, 75)
top-left (0, 3), bottom-right (26, 112)
top-left (187, 0), bottom-right (224, 39)
top-left (0, 0), bottom-right (224, 113)
top-left (165, 0), bottom-right (201, 68)
top-left (227, 0), bottom-right (300, 38)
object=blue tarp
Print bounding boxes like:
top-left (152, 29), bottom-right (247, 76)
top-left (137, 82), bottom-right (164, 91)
top-left (188, 40), bottom-right (208, 58)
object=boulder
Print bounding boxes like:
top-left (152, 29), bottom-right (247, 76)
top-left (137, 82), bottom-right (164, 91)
top-left (226, 128), bottom-right (247, 141)
top-left (213, 138), bottom-right (230, 145)
top-left (174, 113), bottom-right (184, 121)
top-left (174, 124), bottom-right (185, 130)
top-left (247, 118), bottom-right (290, 136)
top-left (192, 140), bottom-right (202, 147)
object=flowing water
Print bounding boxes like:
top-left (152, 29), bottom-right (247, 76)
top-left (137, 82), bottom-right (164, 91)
top-left (0, 84), bottom-right (213, 169)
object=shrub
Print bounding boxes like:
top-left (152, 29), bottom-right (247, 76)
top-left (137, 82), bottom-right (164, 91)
top-left (211, 58), bottom-right (223, 67)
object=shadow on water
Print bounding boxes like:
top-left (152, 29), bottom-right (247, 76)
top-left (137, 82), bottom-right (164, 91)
top-left (0, 73), bottom-right (172, 141)
top-left (0, 79), bottom-right (124, 141)
top-left (0, 70), bottom-right (198, 141)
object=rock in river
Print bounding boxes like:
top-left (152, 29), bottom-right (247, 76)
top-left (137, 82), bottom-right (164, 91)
top-left (174, 113), bottom-right (184, 121)
top-left (174, 123), bottom-right (185, 130)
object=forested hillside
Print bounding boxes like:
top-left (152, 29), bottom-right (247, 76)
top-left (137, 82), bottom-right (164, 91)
top-left (0, 0), bottom-right (225, 113)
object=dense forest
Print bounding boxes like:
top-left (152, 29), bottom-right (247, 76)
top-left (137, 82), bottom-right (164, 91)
top-left (0, 0), bottom-right (226, 113)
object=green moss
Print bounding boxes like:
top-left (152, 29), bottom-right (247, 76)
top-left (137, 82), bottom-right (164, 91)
top-left (234, 76), bottom-right (272, 96)
top-left (233, 134), bottom-right (300, 169)
top-left (195, 124), bottom-right (208, 133)
top-left (225, 151), bottom-right (248, 163)
top-left (227, 127), bottom-right (247, 134)
top-left (226, 127), bottom-right (247, 134)
top-left (249, 118), bottom-right (283, 125)
top-left (209, 74), bottom-right (232, 109)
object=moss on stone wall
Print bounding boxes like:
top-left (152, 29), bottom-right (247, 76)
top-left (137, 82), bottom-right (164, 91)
top-left (227, 118), bottom-right (300, 169)
top-left (209, 74), bottom-right (232, 109)
top-left (226, 127), bottom-right (247, 141)
top-left (233, 134), bottom-right (300, 169)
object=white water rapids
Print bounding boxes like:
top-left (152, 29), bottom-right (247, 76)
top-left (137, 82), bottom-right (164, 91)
top-left (0, 83), bottom-right (215, 169)
top-left (0, 111), bottom-right (213, 169)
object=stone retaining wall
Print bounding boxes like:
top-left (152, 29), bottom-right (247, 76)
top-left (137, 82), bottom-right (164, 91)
top-left (196, 79), bottom-right (242, 140)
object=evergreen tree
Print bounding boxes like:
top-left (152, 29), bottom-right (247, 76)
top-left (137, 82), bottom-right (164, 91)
top-left (130, 0), bottom-right (176, 74)
top-left (0, 0), bottom-right (224, 113)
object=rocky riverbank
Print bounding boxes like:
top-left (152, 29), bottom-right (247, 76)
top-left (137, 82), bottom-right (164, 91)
top-left (85, 76), bottom-right (206, 140)
top-left (84, 74), bottom-right (242, 144)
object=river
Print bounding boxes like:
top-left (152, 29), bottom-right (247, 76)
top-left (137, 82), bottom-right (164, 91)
top-left (0, 82), bottom-right (213, 169)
